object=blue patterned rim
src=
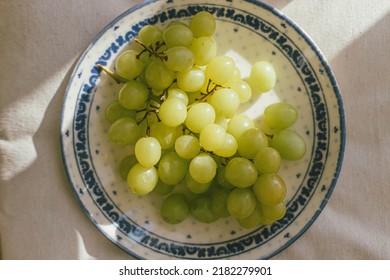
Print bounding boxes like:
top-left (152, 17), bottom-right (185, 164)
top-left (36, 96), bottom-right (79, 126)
top-left (60, 0), bottom-right (345, 259)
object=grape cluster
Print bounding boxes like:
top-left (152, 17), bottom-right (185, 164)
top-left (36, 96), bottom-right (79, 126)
top-left (101, 11), bottom-right (306, 229)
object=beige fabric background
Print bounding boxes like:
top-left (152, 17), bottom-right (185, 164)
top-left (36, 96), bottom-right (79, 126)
top-left (0, 0), bottom-right (389, 259)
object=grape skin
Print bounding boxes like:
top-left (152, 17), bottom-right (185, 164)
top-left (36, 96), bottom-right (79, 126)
top-left (108, 117), bottom-right (139, 146)
top-left (190, 11), bottom-right (216, 38)
top-left (264, 102), bottom-right (298, 129)
top-left (161, 193), bottom-right (189, 224)
top-left (115, 50), bottom-right (144, 80)
top-left (175, 134), bottom-right (200, 159)
top-left (208, 88), bottom-right (240, 117)
top-left (205, 56), bottom-right (236, 85)
top-left (158, 98), bottom-right (187, 127)
top-left (127, 163), bottom-right (158, 195)
top-left (186, 103), bottom-right (216, 133)
top-left (105, 100), bottom-right (136, 123)
top-left (227, 188), bottom-right (257, 219)
top-left (271, 129), bottom-right (306, 160)
top-left (237, 128), bottom-right (268, 159)
top-left (190, 195), bottom-right (219, 223)
top-left (163, 24), bottom-right (193, 48)
top-left (189, 153), bottom-right (217, 184)
top-left (253, 173), bottom-right (286, 206)
top-left (199, 123), bottom-right (226, 152)
top-left (249, 61), bottom-right (276, 93)
top-left (225, 157), bottom-right (258, 188)
top-left (119, 80), bottom-right (149, 110)
top-left (134, 137), bottom-right (161, 167)
top-left (190, 36), bottom-right (217, 66)
top-left (158, 151), bottom-right (188, 185)
top-left (138, 25), bottom-right (163, 46)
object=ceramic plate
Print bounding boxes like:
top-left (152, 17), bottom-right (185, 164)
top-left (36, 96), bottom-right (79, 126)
top-left (60, 0), bottom-right (345, 259)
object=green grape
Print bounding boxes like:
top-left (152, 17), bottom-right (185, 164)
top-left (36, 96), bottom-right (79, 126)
top-left (199, 123), bottom-right (226, 151)
top-left (134, 136), bottom-right (161, 167)
top-left (161, 193), bottom-right (189, 224)
top-left (185, 102), bottom-right (216, 133)
top-left (105, 100), bottom-right (136, 123)
top-left (217, 166), bottom-right (235, 190)
top-left (260, 213), bottom-right (276, 225)
top-left (164, 46), bottom-right (195, 72)
top-left (189, 36), bottom-right (217, 66)
top-left (138, 50), bottom-right (153, 66)
top-left (237, 128), bottom-right (268, 159)
top-left (261, 202), bottom-right (287, 221)
top-left (208, 88), bottom-right (240, 117)
top-left (222, 67), bottom-right (242, 87)
top-left (214, 133), bottom-right (238, 158)
top-left (258, 120), bottom-right (280, 137)
top-left (118, 80), bottom-right (149, 110)
top-left (231, 67), bottom-right (242, 82)
top-left (158, 151), bottom-right (188, 185)
top-left (153, 180), bottom-right (174, 196)
top-left (237, 203), bottom-right (263, 229)
top-left (264, 102), bottom-right (298, 129)
top-left (211, 188), bottom-right (230, 218)
top-left (214, 115), bottom-right (228, 130)
top-left (163, 24), bottom-right (193, 48)
top-left (205, 56), bottom-right (236, 85)
top-left (119, 155), bottom-right (138, 181)
top-left (249, 61), bottom-right (276, 93)
top-left (174, 134), bottom-right (200, 159)
top-left (149, 121), bottom-right (181, 149)
top-left (189, 152), bottom-right (217, 184)
top-left (127, 163), bottom-right (158, 195)
top-left (167, 88), bottom-right (189, 106)
top-left (253, 173), bottom-right (286, 205)
top-left (190, 194), bottom-right (219, 223)
top-left (158, 98), bottom-right (187, 127)
top-left (227, 188), bottom-right (256, 219)
top-left (185, 172), bottom-right (211, 194)
top-left (138, 24), bottom-right (163, 46)
top-left (253, 147), bottom-right (281, 174)
top-left (151, 88), bottom-right (164, 97)
top-left (189, 11), bottom-right (216, 38)
top-left (166, 21), bottom-right (188, 28)
top-left (144, 60), bottom-right (175, 90)
top-left (227, 114), bottom-right (255, 140)
top-left (115, 50), bottom-right (144, 80)
top-left (176, 66), bottom-right (206, 92)
top-left (108, 117), bottom-right (139, 145)
top-left (225, 157), bottom-right (258, 188)
top-left (270, 129), bottom-right (306, 160)
top-left (228, 80), bottom-right (252, 103)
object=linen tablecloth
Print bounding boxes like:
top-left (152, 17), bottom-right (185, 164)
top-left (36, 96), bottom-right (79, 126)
top-left (0, 0), bottom-right (389, 259)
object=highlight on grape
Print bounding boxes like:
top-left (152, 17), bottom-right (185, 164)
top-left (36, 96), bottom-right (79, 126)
top-left (99, 11), bottom-right (306, 229)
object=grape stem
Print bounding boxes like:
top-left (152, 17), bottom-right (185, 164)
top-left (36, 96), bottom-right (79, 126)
top-left (197, 147), bottom-right (233, 166)
top-left (182, 126), bottom-right (197, 137)
top-left (186, 79), bottom-right (222, 109)
top-left (136, 94), bottom-right (162, 136)
top-left (205, 79), bottom-right (222, 94)
top-left (159, 78), bottom-right (178, 101)
top-left (134, 38), bottom-right (167, 61)
top-left (96, 64), bottom-right (129, 84)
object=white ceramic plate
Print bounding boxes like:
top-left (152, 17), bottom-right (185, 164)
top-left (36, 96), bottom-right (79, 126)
top-left (60, 0), bottom-right (345, 259)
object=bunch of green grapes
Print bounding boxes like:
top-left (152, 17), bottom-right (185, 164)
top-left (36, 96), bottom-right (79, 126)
top-left (101, 11), bottom-right (306, 229)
